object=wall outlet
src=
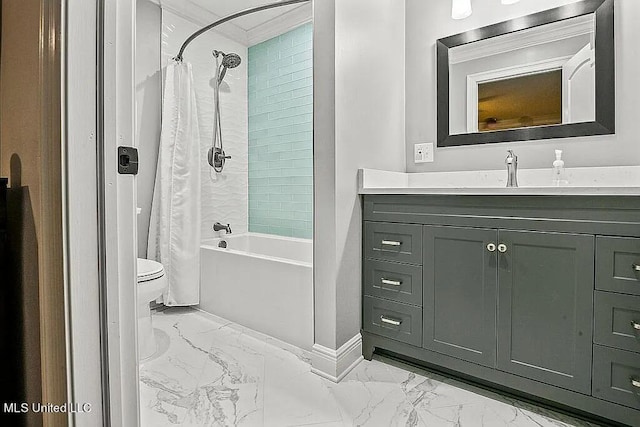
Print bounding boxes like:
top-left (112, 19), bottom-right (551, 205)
top-left (414, 143), bottom-right (434, 163)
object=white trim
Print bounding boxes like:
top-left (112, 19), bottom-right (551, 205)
top-left (450, 13), bottom-right (594, 65)
top-left (64, 0), bottom-right (105, 424)
top-left (311, 334), bottom-right (364, 382)
top-left (148, 0), bottom-right (312, 47)
top-left (64, 0), bottom-right (138, 425)
top-left (102, 0), bottom-right (140, 425)
top-left (151, 0), bottom-right (249, 46)
top-left (466, 56), bottom-right (571, 133)
top-left (247, 3), bottom-right (312, 46)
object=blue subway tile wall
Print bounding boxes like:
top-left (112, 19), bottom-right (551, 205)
top-left (248, 23), bottom-right (313, 239)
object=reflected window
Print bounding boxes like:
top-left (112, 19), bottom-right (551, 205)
top-left (478, 70), bottom-right (562, 132)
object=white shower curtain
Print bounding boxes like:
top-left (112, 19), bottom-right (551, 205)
top-left (148, 60), bottom-right (201, 306)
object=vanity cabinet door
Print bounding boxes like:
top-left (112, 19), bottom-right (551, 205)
top-left (497, 230), bottom-right (594, 394)
top-left (423, 225), bottom-right (498, 367)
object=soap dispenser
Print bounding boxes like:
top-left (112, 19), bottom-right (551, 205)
top-left (552, 150), bottom-right (568, 186)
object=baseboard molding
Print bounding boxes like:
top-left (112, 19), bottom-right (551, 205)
top-left (311, 333), bottom-right (363, 382)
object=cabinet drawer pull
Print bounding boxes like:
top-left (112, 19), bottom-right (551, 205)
top-left (631, 377), bottom-right (640, 388)
top-left (380, 315), bottom-right (402, 326)
top-left (498, 243), bottom-right (507, 253)
top-left (381, 278), bottom-right (402, 286)
top-left (487, 243), bottom-right (496, 252)
top-left (381, 240), bottom-right (401, 247)
top-left (633, 263), bottom-right (640, 272)
top-left (632, 321), bottom-right (640, 331)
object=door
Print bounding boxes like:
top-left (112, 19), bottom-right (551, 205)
top-left (562, 43), bottom-right (595, 123)
top-left (423, 226), bottom-right (498, 367)
top-left (497, 230), bottom-right (594, 394)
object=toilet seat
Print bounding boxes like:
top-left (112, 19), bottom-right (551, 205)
top-left (137, 258), bottom-right (165, 282)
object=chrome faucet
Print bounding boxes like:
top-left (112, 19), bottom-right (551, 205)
top-left (213, 222), bottom-right (232, 234)
top-left (505, 150), bottom-right (518, 188)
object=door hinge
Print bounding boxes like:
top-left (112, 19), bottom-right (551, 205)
top-left (118, 146), bottom-right (139, 175)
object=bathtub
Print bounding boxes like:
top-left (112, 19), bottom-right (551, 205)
top-left (199, 233), bottom-right (313, 350)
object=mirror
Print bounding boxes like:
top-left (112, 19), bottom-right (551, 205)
top-left (437, 0), bottom-right (614, 147)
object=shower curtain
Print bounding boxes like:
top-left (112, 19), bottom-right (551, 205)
top-left (148, 60), bottom-right (201, 306)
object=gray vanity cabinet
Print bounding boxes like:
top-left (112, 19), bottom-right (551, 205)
top-left (422, 225), bottom-right (497, 368)
top-left (361, 195), bottom-right (640, 426)
top-left (422, 225), bottom-right (595, 391)
top-left (496, 230), bottom-right (595, 394)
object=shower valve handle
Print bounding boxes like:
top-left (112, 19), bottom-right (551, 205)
top-left (213, 149), bottom-right (231, 161)
top-left (208, 147), bottom-right (231, 170)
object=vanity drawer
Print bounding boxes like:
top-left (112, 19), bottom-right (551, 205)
top-left (363, 259), bottom-right (422, 306)
top-left (364, 222), bottom-right (422, 265)
top-left (363, 296), bottom-right (422, 347)
top-left (593, 345), bottom-right (640, 410)
top-left (596, 236), bottom-right (640, 296)
top-left (594, 291), bottom-right (640, 354)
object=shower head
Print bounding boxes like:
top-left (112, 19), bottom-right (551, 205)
top-left (214, 50), bottom-right (242, 82)
top-left (222, 53), bottom-right (241, 69)
top-left (213, 50), bottom-right (242, 83)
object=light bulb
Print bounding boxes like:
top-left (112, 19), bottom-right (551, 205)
top-left (501, 0), bottom-right (521, 4)
top-left (452, 0), bottom-right (472, 20)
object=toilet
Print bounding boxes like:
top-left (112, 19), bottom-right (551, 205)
top-left (137, 258), bottom-right (168, 360)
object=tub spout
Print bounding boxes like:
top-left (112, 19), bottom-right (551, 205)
top-left (214, 222), bottom-right (232, 234)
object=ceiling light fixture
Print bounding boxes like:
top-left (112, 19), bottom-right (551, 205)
top-left (452, 0), bottom-right (473, 20)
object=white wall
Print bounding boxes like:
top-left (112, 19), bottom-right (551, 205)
top-left (313, 0), bottom-right (405, 364)
top-left (406, 0), bottom-right (640, 172)
top-left (334, 0), bottom-right (406, 346)
top-left (161, 11), bottom-right (249, 242)
top-left (136, 0), bottom-right (162, 258)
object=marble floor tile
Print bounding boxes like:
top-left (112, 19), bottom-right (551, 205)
top-left (263, 371), bottom-right (343, 427)
top-left (139, 308), bottom-right (598, 427)
top-left (182, 383), bottom-right (263, 427)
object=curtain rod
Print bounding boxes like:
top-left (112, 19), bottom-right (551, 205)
top-left (174, 0), bottom-right (311, 62)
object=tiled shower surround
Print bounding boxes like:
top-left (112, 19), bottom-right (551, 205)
top-left (248, 23), bottom-right (313, 239)
top-left (162, 10), bottom-right (250, 240)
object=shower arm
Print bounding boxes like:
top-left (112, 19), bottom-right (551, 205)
top-left (174, 0), bottom-right (311, 62)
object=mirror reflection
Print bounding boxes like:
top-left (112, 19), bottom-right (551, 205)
top-left (449, 13), bottom-right (595, 135)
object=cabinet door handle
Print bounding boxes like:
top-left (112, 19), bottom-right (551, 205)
top-left (498, 243), bottom-right (507, 253)
top-left (633, 263), bottom-right (640, 272)
top-left (381, 278), bottom-right (402, 286)
top-left (631, 377), bottom-right (640, 388)
top-left (380, 315), bottom-right (402, 326)
top-left (632, 321), bottom-right (640, 331)
top-left (487, 243), bottom-right (496, 252)
top-left (381, 240), bottom-right (401, 247)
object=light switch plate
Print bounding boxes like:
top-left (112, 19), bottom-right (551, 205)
top-left (414, 143), bottom-right (434, 163)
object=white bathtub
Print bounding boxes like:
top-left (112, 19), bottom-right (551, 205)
top-left (199, 233), bottom-right (313, 350)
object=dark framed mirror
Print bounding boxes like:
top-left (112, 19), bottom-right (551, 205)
top-left (437, 0), bottom-right (614, 147)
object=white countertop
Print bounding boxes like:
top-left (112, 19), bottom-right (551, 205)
top-left (358, 167), bottom-right (640, 196)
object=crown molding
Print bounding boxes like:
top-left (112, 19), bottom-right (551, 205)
top-left (247, 3), bottom-right (312, 46)
top-left (450, 13), bottom-right (594, 65)
top-left (145, 0), bottom-right (311, 47)
top-left (148, 0), bottom-right (249, 45)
